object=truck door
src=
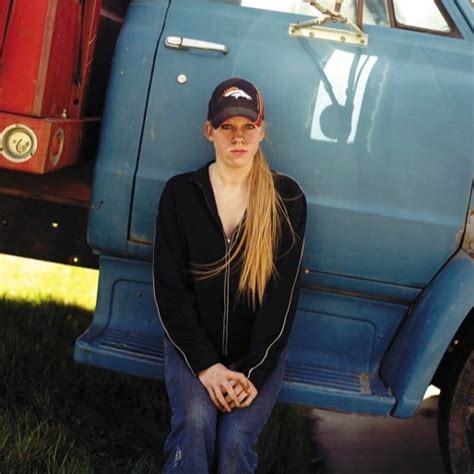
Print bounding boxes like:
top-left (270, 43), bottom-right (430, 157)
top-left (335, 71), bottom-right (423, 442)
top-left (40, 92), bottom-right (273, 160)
top-left (130, 0), bottom-right (472, 288)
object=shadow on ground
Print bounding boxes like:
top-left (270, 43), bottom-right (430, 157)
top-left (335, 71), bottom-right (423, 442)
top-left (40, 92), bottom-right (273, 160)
top-left (0, 297), bottom-right (319, 473)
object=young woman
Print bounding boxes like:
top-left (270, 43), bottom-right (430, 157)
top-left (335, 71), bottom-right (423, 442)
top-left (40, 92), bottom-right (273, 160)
top-left (153, 78), bottom-right (307, 473)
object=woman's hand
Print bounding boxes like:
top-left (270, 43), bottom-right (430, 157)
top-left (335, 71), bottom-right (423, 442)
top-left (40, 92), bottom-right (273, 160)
top-left (198, 363), bottom-right (250, 412)
top-left (226, 379), bottom-right (258, 409)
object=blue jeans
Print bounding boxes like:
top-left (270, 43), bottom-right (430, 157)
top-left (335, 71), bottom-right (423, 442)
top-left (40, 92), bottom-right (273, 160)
top-left (162, 338), bottom-right (288, 474)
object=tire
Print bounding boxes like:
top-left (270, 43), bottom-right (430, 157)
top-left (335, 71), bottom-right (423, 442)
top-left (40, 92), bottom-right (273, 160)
top-left (438, 336), bottom-right (474, 474)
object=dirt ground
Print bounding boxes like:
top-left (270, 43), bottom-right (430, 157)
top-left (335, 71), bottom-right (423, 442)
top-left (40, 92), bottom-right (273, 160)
top-left (308, 387), bottom-right (445, 474)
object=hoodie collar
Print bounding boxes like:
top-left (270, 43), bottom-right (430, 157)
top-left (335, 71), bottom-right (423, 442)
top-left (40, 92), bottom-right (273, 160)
top-left (189, 160), bottom-right (214, 189)
top-left (189, 161), bottom-right (222, 228)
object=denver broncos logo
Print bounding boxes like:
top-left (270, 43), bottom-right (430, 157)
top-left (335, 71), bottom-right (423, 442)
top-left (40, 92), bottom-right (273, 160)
top-left (223, 87), bottom-right (252, 101)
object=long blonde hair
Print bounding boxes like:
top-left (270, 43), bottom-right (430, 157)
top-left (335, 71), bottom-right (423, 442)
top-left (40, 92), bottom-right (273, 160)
top-left (193, 148), bottom-right (293, 308)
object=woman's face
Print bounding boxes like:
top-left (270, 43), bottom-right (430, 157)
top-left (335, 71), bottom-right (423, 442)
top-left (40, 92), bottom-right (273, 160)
top-left (205, 116), bottom-right (265, 169)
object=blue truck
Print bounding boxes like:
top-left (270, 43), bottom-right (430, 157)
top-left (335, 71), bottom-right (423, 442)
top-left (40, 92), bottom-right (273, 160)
top-left (1, 1), bottom-right (473, 472)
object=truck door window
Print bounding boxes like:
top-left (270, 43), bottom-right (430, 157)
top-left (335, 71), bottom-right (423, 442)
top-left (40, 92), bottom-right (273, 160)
top-left (215, 1), bottom-right (389, 26)
top-left (392, 0), bottom-right (452, 34)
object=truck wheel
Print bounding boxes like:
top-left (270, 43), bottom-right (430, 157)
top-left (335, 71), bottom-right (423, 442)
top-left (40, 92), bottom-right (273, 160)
top-left (438, 336), bottom-right (474, 474)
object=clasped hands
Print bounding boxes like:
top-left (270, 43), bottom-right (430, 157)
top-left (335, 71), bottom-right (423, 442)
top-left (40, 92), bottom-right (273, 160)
top-left (198, 363), bottom-right (258, 412)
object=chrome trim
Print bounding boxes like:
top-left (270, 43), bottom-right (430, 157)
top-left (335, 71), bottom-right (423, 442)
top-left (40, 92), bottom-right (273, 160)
top-left (290, 0), bottom-right (368, 46)
top-left (289, 24), bottom-right (368, 46)
top-left (0, 123), bottom-right (38, 163)
top-left (165, 36), bottom-right (229, 55)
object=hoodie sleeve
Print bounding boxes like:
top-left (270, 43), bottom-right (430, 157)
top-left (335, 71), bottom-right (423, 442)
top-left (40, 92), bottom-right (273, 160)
top-left (153, 178), bottom-right (220, 375)
top-left (233, 184), bottom-right (307, 392)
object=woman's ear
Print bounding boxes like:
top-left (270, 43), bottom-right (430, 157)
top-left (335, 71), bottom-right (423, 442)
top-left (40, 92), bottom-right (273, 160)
top-left (259, 123), bottom-right (266, 142)
top-left (204, 121), bottom-right (214, 141)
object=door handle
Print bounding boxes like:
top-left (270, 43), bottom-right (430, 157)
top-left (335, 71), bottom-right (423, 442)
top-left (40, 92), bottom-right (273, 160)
top-left (165, 36), bottom-right (229, 55)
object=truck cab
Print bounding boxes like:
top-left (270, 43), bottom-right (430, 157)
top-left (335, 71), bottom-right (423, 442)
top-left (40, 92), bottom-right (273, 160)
top-left (3, 0), bottom-right (472, 472)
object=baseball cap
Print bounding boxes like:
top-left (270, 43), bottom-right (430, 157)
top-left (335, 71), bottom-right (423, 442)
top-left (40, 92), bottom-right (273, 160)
top-left (207, 78), bottom-right (264, 129)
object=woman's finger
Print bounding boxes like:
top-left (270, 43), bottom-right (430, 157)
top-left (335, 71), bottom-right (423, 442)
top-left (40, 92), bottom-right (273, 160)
top-left (227, 371), bottom-right (251, 392)
top-left (225, 390), bottom-right (247, 405)
top-left (204, 382), bottom-right (226, 412)
top-left (229, 380), bottom-right (241, 392)
top-left (222, 381), bottom-right (240, 408)
top-left (240, 382), bottom-right (258, 407)
top-left (238, 390), bottom-right (249, 402)
top-left (206, 386), bottom-right (225, 412)
top-left (213, 385), bottom-right (231, 412)
top-left (224, 381), bottom-right (248, 402)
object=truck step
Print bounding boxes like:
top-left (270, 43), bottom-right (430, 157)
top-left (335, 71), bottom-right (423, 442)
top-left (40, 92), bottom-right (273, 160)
top-left (76, 326), bottom-right (395, 416)
top-left (101, 329), bottom-right (163, 362)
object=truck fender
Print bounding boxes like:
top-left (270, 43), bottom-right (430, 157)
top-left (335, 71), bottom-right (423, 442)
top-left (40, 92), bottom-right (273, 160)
top-left (380, 250), bottom-right (474, 418)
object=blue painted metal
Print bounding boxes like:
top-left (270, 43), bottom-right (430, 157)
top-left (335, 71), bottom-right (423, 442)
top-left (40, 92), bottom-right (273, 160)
top-left (128, 0), bottom-right (473, 291)
top-left (304, 271), bottom-right (421, 304)
top-left (78, 0), bottom-right (474, 418)
top-left (295, 289), bottom-right (407, 374)
top-left (75, 256), bottom-right (396, 415)
top-left (75, 256), bottom-right (164, 379)
top-left (380, 250), bottom-right (474, 417)
top-left (87, 0), bottom-right (169, 256)
top-left (453, 0), bottom-right (474, 32)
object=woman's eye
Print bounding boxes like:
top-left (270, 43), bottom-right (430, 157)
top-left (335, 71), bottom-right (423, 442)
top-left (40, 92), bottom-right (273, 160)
top-left (245, 124), bottom-right (255, 130)
top-left (221, 124), bottom-right (232, 130)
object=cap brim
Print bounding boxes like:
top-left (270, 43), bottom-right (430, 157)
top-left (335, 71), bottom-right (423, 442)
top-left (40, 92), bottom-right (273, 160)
top-left (211, 107), bottom-right (259, 128)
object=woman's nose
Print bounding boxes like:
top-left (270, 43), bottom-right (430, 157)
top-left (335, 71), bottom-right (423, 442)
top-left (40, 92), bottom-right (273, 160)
top-left (232, 130), bottom-right (245, 143)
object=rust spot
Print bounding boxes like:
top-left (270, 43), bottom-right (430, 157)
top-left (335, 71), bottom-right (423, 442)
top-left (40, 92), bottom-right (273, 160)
top-left (359, 372), bottom-right (371, 395)
top-left (462, 209), bottom-right (474, 258)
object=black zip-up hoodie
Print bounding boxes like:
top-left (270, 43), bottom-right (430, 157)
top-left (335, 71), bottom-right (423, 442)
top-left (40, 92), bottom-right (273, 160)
top-left (153, 161), bottom-right (306, 391)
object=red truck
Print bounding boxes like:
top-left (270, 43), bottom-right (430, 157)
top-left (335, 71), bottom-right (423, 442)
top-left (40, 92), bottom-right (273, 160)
top-left (0, 0), bottom-right (128, 267)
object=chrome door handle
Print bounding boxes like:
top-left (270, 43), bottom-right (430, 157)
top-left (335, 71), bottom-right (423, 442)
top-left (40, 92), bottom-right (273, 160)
top-left (165, 36), bottom-right (229, 55)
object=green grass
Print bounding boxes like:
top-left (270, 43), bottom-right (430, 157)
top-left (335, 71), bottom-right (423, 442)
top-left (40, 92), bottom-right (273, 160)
top-left (0, 255), bottom-right (318, 473)
top-left (0, 254), bottom-right (98, 310)
top-left (0, 297), bottom-right (169, 473)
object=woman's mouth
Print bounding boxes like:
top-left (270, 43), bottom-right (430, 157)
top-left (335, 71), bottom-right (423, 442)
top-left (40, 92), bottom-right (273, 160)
top-left (231, 149), bottom-right (248, 156)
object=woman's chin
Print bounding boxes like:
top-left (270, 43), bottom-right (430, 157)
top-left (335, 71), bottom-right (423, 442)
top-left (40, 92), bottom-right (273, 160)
top-left (223, 154), bottom-right (254, 168)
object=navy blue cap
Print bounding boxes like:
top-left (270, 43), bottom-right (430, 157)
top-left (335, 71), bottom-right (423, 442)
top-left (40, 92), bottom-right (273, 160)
top-left (207, 78), bottom-right (264, 128)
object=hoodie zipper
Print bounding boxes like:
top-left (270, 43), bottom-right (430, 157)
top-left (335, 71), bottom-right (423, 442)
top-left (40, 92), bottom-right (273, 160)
top-left (193, 180), bottom-right (237, 356)
top-left (223, 235), bottom-right (230, 355)
top-left (222, 229), bottom-right (238, 355)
